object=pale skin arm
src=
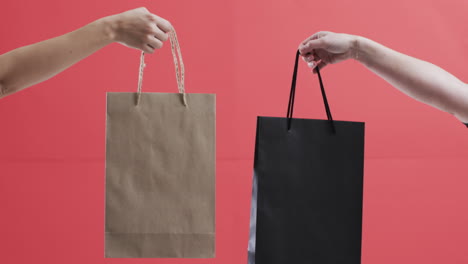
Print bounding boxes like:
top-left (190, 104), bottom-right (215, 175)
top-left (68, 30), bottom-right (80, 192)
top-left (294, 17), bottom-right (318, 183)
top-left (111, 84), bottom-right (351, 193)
top-left (299, 31), bottom-right (468, 123)
top-left (0, 7), bottom-right (172, 99)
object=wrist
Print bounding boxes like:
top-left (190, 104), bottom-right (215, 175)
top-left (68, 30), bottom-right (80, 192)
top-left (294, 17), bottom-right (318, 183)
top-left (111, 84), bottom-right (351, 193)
top-left (353, 36), bottom-right (371, 65)
top-left (350, 35), bottom-right (362, 61)
top-left (97, 15), bottom-right (119, 44)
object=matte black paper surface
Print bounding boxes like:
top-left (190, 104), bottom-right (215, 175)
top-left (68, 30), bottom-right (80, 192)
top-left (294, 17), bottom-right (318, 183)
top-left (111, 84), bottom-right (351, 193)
top-left (248, 117), bottom-right (365, 264)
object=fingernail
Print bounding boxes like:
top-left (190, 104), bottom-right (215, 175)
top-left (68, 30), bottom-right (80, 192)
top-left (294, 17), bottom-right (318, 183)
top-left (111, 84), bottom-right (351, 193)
top-left (308, 62), bottom-right (317, 68)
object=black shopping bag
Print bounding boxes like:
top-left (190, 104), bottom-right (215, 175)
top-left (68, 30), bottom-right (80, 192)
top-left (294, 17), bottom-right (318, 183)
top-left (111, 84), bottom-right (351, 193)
top-left (247, 50), bottom-right (365, 264)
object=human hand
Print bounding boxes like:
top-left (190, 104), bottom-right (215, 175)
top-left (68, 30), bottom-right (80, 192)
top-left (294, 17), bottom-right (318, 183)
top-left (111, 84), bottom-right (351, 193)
top-left (106, 7), bottom-right (172, 54)
top-left (298, 31), bottom-right (359, 73)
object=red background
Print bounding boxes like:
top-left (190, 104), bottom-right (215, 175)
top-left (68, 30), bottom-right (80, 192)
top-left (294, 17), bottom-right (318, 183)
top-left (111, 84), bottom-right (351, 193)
top-left (1, 0), bottom-right (468, 263)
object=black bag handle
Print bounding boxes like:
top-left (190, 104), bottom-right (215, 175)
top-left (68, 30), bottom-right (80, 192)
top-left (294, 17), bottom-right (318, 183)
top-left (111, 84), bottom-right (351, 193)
top-left (286, 50), bottom-right (335, 133)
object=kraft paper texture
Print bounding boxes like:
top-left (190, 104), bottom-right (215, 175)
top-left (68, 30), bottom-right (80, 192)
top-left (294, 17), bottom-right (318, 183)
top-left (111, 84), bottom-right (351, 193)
top-left (105, 92), bottom-right (215, 258)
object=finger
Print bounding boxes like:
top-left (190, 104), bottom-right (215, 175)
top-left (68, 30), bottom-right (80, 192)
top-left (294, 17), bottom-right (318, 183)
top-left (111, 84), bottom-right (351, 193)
top-left (299, 38), bottom-right (328, 56)
top-left (306, 57), bottom-right (322, 69)
top-left (147, 36), bottom-right (163, 50)
top-left (301, 31), bottom-right (329, 45)
top-left (151, 25), bottom-right (168, 42)
top-left (151, 14), bottom-right (172, 33)
top-left (307, 60), bottom-right (318, 69)
top-left (302, 54), bottom-right (316, 63)
top-left (142, 44), bottom-right (155, 54)
top-left (299, 31), bottom-right (330, 51)
top-left (138, 7), bottom-right (149, 13)
top-left (312, 61), bottom-right (328, 74)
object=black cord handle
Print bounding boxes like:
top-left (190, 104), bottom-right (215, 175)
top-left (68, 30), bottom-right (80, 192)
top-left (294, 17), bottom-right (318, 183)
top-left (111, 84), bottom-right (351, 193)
top-left (286, 50), bottom-right (335, 133)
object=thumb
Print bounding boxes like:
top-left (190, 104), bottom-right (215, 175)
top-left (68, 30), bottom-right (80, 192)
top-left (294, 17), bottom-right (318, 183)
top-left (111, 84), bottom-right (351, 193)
top-left (299, 38), bottom-right (328, 55)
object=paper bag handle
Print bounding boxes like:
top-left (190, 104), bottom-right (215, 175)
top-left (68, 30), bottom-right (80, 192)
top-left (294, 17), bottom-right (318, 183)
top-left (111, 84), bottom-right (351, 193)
top-left (286, 50), bottom-right (335, 133)
top-left (136, 28), bottom-right (187, 106)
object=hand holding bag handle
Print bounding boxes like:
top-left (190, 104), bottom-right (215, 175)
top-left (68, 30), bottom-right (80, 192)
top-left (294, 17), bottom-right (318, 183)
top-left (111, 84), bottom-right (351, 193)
top-left (286, 50), bottom-right (335, 133)
top-left (136, 28), bottom-right (187, 106)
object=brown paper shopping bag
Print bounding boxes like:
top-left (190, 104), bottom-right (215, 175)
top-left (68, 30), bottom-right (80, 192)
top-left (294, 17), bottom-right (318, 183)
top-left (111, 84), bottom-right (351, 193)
top-left (105, 30), bottom-right (215, 258)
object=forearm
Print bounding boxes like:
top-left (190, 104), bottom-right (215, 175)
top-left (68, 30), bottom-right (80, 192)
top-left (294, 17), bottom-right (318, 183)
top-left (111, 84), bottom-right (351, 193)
top-left (0, 16), bottom-right (115, 98)
top-left (355, 36), bottom-right (468, 122)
